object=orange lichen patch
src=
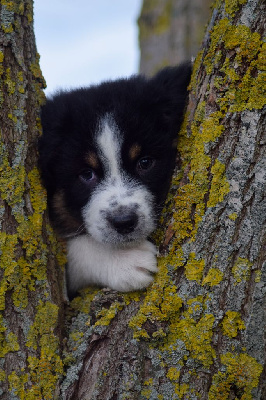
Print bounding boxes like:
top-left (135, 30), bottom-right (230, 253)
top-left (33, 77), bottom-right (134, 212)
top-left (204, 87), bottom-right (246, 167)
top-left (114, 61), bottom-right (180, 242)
top-left (209, 352), bottom-right (263, 400)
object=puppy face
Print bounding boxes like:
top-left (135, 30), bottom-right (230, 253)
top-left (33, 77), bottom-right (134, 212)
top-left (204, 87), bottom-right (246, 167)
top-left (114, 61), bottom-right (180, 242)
top-left (39, 63), bottom-right (191, 246)
top-left (82, 114), bottom-right (155, 245)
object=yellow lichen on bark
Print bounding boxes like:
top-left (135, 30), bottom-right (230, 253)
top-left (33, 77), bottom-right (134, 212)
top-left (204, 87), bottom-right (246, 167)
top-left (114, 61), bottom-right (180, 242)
top-left (126, 2), bottom-right (265, 398)
top-left (222, 311), bottom-right (245, 338)
top-left (0, 1), bottom-right (65, 398)
top-left (209, 353), bottom-right (263, 400)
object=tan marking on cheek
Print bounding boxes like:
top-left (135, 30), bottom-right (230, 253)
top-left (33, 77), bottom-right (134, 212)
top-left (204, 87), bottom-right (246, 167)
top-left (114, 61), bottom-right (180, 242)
top-left (129, 143), bottom-right (142, 161)
top-left (52, 190), bottom-right (81, 232)
top-left (172, 138), bottom-right (178, 148)
top-left (85, 151), bottom-right (99, 169)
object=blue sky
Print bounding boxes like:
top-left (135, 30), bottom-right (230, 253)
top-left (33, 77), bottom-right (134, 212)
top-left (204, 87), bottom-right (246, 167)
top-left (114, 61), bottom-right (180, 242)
top-left (34, 1), bottom-right (142, 94)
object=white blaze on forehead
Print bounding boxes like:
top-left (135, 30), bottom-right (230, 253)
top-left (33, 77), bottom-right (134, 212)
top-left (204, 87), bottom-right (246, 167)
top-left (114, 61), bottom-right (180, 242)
top-left (96, 115), bottom-right (122, 179)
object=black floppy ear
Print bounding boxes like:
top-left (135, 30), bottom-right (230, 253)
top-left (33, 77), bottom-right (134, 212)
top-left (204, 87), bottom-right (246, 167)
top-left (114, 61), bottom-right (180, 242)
top-left (38, 95), bottom-right (68, 192)
top-left (148, 62), bottom-right (192, 128)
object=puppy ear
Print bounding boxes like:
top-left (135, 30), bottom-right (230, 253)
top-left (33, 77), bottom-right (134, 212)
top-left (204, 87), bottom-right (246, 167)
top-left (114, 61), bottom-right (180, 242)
top-left (148, 62), bottom-right (192, 128)
top-left (38, 95), bottom-right (68, 192)
top-left (151, 62), bottom-right (192, 92)
top-left (40, 93), bottom-right (69, 139)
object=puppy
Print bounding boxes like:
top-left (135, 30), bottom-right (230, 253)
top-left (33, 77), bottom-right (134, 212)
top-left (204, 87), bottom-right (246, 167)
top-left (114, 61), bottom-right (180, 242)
top-left (39, 63), bottom-right (191, 298)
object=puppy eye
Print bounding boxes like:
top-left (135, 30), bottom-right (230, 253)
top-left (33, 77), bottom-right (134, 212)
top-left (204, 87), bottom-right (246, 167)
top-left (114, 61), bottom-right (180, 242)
top-left (79, 169), bottom-right (96, 183)
top-left (137, 157), bottom-right (155, 172)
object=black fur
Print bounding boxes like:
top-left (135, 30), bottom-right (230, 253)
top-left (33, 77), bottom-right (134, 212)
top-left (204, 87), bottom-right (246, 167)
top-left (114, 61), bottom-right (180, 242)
top-left (39, 63), bottom-right (192, 238)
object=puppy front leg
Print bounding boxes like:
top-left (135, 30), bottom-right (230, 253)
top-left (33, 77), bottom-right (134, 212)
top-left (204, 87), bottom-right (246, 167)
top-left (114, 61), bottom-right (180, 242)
top-left (66, 236), bottom-right (158, 297)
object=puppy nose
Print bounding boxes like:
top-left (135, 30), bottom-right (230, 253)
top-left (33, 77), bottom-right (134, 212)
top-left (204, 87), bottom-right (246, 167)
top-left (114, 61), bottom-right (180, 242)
top-left (107, 212), bottom-right (138, 234)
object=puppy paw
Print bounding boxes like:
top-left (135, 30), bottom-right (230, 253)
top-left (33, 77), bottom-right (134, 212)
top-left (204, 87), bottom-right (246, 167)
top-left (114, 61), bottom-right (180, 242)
top-left (109, 240), bottom-right (158, 292)
top-left (67, 236), bottom-right (158, 294)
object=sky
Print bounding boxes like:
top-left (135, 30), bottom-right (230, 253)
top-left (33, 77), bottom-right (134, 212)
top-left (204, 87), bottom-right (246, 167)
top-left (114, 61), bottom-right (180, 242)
top-left (34, 1), bottom-right (142, 95)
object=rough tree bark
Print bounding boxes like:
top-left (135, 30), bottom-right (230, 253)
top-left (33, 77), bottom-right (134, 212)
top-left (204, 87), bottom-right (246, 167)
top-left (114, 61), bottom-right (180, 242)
top-left (138, 0), bottom-right (213, 76)
top-left (0, 0), bottom-right (265, 400)
top-left (0, 1), bottom-right (64, 399)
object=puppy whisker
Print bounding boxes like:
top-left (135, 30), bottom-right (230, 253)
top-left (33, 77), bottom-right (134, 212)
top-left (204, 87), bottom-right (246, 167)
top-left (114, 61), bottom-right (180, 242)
top-left (63, 224), bottom-right (86, 239)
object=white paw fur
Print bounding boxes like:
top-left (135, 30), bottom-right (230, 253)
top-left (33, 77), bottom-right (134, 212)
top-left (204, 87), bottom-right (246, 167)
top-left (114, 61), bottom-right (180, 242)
top-left (67, 236), bottom-right (158, 295)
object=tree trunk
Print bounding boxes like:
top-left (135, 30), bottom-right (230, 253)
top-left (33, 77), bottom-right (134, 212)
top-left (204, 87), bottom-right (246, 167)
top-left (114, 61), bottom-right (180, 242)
top-left (60, 0), bottom-right (266, 399)
top-left (138, 0), bottom-right (213, 76)
top-left (0, 2), bottom-right (64, 399)
top-left (1, 1), bottom-right (265, 399)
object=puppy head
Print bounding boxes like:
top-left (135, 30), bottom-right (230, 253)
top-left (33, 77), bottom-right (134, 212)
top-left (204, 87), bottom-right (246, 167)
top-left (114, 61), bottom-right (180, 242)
top-left (39, 63), bottom-right (191, 245)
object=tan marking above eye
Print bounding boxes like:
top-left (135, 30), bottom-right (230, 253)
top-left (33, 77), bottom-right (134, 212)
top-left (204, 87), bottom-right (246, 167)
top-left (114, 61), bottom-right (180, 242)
top-left (85, 151), bottom-right (99, 169)
top-left (129, 143), bottom-right (142, 161)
